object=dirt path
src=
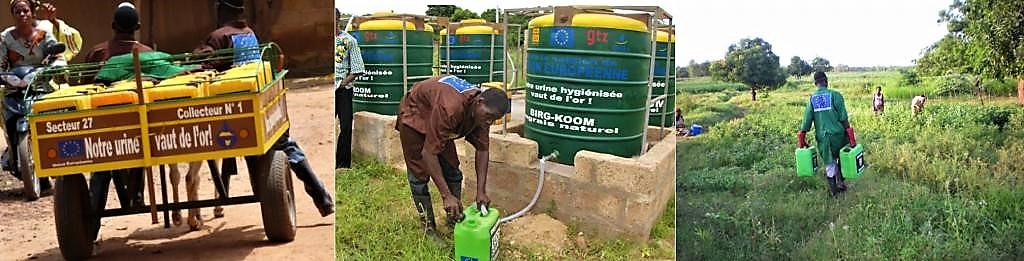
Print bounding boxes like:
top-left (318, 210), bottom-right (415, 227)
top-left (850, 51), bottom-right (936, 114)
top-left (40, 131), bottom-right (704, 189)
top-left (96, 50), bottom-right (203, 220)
top-left (0, 85), bottom-right (336, 261)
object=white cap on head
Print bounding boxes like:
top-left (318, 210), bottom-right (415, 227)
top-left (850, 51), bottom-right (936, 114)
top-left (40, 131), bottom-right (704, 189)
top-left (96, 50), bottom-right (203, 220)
top-left (118, 2), bottom-right (135, 9)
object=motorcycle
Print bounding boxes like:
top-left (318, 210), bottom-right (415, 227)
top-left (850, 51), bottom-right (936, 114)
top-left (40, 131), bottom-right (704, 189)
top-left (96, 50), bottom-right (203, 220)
top-left (0, 43), bottom-right (66, 200)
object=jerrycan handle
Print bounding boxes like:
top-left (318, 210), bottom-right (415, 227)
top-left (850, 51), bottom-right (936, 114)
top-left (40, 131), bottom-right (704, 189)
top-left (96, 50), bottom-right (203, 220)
top-left (479, 203), bottom-right (489, 217)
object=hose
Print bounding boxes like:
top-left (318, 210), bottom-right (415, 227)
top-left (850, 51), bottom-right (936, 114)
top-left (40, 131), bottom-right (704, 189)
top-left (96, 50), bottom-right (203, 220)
top-left (488, 150), bottom-right (559, 235)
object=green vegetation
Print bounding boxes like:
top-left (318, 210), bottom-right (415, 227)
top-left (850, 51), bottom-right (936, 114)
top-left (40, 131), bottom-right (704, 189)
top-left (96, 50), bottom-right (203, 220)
top-left (337, 159), bottom-right (675, 260)
top-left (708, 38), bottom-right (788, 101)
top-left (676, 71), bottom-right (1024, 259)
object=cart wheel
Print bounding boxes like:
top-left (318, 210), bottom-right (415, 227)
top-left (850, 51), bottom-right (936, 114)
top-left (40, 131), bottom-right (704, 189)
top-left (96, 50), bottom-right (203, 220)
top-left (257, 150), bottom-right (296, 242)
top-left (54, 174), bottom-right (98, 260)
top-left (18, 135), bottom-right (42, 201)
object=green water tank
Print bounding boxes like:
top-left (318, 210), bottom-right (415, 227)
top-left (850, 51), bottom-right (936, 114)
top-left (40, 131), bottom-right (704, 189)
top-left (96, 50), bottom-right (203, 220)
top-left (524, 13), bottom-right (652, 164)
top-left (650, 30), bottom-right (676, 127)
top-left (349, 15), bottom-right (435, 115)
top-left (439, 19), bottom-right (505, 85)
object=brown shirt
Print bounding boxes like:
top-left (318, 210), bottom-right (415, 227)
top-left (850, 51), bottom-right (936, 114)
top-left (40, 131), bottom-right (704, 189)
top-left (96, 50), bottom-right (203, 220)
top-left (193, 20), bottom-right (255, 72)
top-left (397, 76), bottom-right (490, 155)
top-left (84, 33), bottom-right (153, 63)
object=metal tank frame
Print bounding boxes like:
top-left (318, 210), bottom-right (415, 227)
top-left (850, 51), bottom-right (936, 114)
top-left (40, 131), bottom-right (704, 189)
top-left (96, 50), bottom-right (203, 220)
top-left (344, 13), bottom-right (439, 100)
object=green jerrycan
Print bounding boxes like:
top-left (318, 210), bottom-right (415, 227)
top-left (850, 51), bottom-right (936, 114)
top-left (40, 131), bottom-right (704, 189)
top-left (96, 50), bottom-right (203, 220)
top-left (454, 204), bottom-right (500, 261)
top-left (840, 143), bottom-right (866, 179)
top-left (795, 146), bottom-right (818, 177)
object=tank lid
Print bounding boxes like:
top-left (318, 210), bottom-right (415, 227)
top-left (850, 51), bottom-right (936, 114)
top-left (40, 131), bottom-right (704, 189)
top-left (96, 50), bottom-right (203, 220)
top-left (481, 82), bottom-right (505, 89)
top-left (456, 25), bottom-right (499, 35)
top-left (528, 13), bottom-right (648, 32)
top-left (461, 19), bottom-right (487, 24)
top-left (656, 30), bottom-right (675, 43)
top-left (357, 19), bottom-right (435, 32)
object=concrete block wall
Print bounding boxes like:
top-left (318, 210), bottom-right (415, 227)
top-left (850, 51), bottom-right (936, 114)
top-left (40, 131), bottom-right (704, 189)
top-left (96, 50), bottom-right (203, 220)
top-left (351, 112), bottom-right (676, 240)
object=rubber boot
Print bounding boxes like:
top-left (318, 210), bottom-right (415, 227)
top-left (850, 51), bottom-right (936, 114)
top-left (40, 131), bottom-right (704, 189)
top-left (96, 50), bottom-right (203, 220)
top-left (827, 177), bottom-right (841, 197)
top-left (445, 181), bottom-right (462, 228)
top-left (836, 173), bottom-right (848, 192)
top-left (413, 195), bottom-right (446, 246)
top-left (290, 159), bottom-right (334, 217)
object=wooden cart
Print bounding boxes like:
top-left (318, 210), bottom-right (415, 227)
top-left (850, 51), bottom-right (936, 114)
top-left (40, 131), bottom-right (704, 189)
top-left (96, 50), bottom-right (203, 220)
top-left (29, 43), bottom-right (297, 259)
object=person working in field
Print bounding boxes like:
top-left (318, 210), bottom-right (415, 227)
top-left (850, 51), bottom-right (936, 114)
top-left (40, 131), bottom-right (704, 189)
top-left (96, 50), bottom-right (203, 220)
top-left (797, 71), bottom-right (857, 197)
top-left (911, 95), bottom-right (927, 116)
top-left (872, 86), bottom-right (885, 116)
top-left (397, 75), bottom-right (510, 242)
top-left (675, 108), bottom-right (688, 136)
top-left (193, 0), bottom-right (334, 216)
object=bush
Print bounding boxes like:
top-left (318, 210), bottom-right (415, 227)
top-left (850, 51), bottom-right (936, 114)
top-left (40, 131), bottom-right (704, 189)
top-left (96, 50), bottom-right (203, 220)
top-left (900, 69), bottom-right (921, 86)
top-left (983, 78), bottom-right (1018, 97)
top-left (932, 74), bottom-right (974, 97)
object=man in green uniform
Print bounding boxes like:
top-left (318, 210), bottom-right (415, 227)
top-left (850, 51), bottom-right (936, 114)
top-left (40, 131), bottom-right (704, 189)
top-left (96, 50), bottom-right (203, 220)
top-left (798, 71), bottom-right (857, 196)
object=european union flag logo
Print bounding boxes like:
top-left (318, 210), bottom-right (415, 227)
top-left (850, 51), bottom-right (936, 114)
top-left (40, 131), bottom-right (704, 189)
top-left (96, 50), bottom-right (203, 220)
top-left (231, 33), bottom-right (261, 66)
top-left (447, 35), bottom-right (458, 46)
top-left (58, 139), bottom-right (85, 158)
top-left (550, 27), bottom-right (573, 48)
top-left (811, 93), bottom-right (833, 112)
top-left (439, 75), bottom-right (478, 93)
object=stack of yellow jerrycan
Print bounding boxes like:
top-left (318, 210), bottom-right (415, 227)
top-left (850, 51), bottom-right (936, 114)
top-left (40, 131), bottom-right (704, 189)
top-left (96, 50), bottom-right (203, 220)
top-left (145, 71), bottom-right (213, 102)
top-left (207, 61), bottom-right (273, 96)
top-left (90, 79), bottom-right (151, 108)
top-left (32, 84), bottom-right (103, 114)
top-left (480, 82), bottom-right (510, 125)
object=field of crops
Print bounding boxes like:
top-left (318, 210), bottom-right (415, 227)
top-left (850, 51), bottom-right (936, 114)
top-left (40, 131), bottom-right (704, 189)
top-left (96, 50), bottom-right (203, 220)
top-left (676, 72), bottom-right (1024, 259)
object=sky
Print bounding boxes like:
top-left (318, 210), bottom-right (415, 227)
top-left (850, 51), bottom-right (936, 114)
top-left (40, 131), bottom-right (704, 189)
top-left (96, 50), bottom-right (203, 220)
top-left (336, 0), bottom-right (952, 67)
top-left (678, 0), bottom-right (951, 67)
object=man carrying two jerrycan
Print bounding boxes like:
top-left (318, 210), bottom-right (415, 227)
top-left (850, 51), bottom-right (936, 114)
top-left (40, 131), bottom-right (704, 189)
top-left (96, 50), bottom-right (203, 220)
top-left (797, 71), bottom-right (858, 197)
top-left (396, 75), bottom-right (510, 244)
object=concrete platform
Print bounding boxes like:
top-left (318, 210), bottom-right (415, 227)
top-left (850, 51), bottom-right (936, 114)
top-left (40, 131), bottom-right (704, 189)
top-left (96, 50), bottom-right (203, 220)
top-left (351, 100), bottom-right (675, 240)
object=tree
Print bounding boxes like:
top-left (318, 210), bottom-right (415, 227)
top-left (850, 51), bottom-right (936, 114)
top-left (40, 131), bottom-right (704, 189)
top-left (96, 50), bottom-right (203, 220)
top-left (714, 38), bottom-right (788, 101)
top-left (942, 0), bottom-right (1024, 80)
top-left (811, 57), bottom-right (832, 72)
top-left (677, 66), bottom-right (690, 78)
top-left (426, 5), bottom-right (480, 22)
top-left (426, 5), bottom-right (458, 17)
top-left (687, 60), bottom-right (711, 77)
top-left (914, 35), bottom-right (982, 76)
top-left (451, 8), bottom-right (479, 22)
top-left (787, 56), bottom-right (812, 78)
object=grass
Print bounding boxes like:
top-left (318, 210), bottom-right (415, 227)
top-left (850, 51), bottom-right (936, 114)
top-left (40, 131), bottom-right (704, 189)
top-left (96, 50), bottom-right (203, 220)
top-left (676, 71), bottom-right (1024, 259)
top-left (678, 77), bottom-right (748, 94)
top-left (336, 159), bottom-right (676, 260)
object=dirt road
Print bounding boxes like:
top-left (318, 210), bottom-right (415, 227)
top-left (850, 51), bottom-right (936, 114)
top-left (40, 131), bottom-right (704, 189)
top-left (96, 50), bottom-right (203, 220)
top-left (0, 84), bottom-right (336, 261)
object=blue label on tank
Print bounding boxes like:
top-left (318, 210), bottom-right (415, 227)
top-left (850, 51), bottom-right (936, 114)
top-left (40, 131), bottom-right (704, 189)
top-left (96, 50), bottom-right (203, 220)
top-left (439, 75), bottom-right (478, 93)
top-left (527, 53), bottom-right (629, 81)
top-left (459, 257), bottom-right (478, 261)
top-left (810, 93), bottom-right (833, 112)
top-left (550, 27), bottom-right (574, 48)
top-left (231, 33), bottom-right (260, 65)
